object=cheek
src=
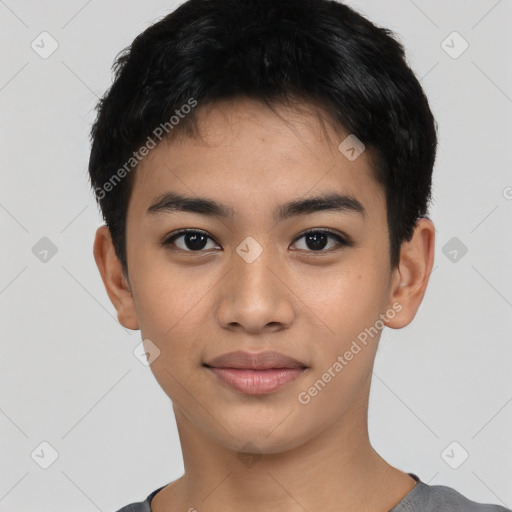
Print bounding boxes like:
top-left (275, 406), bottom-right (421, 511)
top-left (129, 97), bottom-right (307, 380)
top-left (296, 258), bottom-right (388, 345)
top-left (134, 275), bottom-right (206, 401)
top-left (294, 268), bottom-right (385, 415)
top-left (129, 254), bottom-right (224, 380)
top-left (129, 246), bottom-right (214, 337)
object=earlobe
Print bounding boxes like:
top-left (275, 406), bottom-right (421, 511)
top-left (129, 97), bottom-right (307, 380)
top-left (385, 218), bottom-right (435, 330)
top-left (93, 225), bottom-right (140, 330)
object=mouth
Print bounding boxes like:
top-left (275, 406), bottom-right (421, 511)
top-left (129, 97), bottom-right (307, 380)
top-left (203, 350), bottom-right (308, 395)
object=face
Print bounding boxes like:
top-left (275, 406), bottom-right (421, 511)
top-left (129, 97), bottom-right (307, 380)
top-left (106, 98), bottom-right (416, 454)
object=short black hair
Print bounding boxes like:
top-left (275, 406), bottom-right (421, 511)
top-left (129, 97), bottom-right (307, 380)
top-left (88, 0), bottom-right (438, 277)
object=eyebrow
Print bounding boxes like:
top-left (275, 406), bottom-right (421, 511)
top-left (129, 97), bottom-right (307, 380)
top-left (147, 191), bottom-right (366, 221)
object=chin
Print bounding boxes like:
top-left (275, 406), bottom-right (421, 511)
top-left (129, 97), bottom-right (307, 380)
top-left (207, 413), bottom-right (316, 456)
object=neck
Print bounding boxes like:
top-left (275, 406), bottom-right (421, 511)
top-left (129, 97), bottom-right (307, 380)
top-left (152, 380), bottom-right (416, 512)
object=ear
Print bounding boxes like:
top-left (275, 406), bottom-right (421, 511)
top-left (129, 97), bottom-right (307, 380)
top-left (93, 225), bottom-right (140, 330)
top-left (385, 218), bottom-right (435, 329)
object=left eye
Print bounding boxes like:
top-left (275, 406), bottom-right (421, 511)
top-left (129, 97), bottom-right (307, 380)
top-left (291, 229), bottom-right (349, 252)
top-left (161, 229), bottom-right (350, 252)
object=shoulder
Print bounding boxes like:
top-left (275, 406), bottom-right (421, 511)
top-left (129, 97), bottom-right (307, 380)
top-left (393, 480), bottom-right (511, 512)
top-left (113, 503), bottom-right (147, 512)
top-left (113, 486), bottom-right (165, 512)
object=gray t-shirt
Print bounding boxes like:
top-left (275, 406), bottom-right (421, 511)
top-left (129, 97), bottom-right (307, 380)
top-left (115, 473), bottom-right (511, 512)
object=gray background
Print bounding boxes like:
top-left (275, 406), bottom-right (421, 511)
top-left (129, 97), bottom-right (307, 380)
top-left (1, 0), bottom-right (511, 510)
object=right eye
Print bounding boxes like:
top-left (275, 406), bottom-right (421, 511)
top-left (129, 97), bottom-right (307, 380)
top-left (160, 229), bottom-right (222, 253)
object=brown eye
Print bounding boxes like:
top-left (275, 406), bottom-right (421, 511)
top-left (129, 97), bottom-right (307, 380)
top-left (291, 229), bottom-right (352, 252)
top-left (161, 230), bottom-right (220, 252)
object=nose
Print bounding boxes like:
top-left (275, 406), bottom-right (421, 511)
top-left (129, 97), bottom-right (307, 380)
top-left (215, 247), bottom-right (295, 334)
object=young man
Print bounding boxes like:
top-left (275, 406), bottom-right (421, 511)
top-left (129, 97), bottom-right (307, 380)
top-left (89, 1), bottom-right (510, 511)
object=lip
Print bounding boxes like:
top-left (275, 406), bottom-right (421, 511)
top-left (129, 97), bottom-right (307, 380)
top-left (204, 350), bottom-right (307, 370)
top-left (204, 351), bottom-right (308, 395)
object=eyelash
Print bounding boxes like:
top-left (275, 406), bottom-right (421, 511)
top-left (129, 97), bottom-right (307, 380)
top-left (160, 228), bottom-right (353, 254)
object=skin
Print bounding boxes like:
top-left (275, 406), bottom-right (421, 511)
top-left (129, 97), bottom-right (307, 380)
top-left (94, 97), bottom-right (435, 512)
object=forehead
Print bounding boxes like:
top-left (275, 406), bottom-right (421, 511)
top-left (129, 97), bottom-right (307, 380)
top-left (129, 97), bottom-right (385, 222)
